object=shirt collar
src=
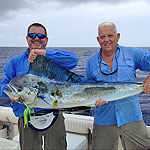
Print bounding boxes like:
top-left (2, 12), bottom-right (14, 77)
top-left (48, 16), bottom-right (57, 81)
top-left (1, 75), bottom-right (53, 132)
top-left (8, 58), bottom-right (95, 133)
top-left (25, 48), bottom-right (29, 56)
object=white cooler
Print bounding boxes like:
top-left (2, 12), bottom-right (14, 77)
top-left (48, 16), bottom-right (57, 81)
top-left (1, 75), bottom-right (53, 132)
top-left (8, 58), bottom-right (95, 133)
top-left (0, 137), bottom-right (19, 149)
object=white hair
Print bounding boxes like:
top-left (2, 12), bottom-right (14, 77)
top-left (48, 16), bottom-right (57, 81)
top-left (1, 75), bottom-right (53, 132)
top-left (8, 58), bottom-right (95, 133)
top-left (98, 22), bottom-right (117, 34)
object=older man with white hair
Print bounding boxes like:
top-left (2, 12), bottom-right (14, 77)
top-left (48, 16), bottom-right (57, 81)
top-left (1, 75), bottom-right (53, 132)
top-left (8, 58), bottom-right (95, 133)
top-left (86, 21), bottom-right (150, 149)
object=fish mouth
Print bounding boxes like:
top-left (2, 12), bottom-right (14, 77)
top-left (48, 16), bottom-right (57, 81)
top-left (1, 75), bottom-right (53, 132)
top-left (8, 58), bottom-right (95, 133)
top-left (8, 83), bottom-right (22, 93)
top-left (4, 82), bottom-right (38, 105)
top-left (4, 83), bottom-right (22, 98)
top-left (3, 88), bottom-right (13, 98)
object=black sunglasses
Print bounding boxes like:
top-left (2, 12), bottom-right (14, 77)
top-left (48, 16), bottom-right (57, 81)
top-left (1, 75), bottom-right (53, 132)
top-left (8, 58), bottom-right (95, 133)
top-left (99, 55), bottom-right (118, 75)
top-left (28, 33), bottom-right (46, 39)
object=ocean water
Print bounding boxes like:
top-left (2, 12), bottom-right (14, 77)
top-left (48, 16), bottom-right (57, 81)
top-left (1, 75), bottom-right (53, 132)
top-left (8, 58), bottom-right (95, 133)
top-left (0, 47), bottom-right (150, 125)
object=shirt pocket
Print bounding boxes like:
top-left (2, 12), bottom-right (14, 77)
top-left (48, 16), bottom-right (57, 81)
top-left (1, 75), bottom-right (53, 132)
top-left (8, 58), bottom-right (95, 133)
top-left (90, 68), bottom-right (99, 80)
top-left (118, 59), bottom-right (135, 81)
top-left (91, 68), bottom-right (106, 81)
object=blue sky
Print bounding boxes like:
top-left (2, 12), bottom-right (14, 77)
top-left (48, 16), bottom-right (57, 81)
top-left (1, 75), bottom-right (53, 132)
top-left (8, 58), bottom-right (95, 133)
top-left (0, 0), bottom-right (150, 47)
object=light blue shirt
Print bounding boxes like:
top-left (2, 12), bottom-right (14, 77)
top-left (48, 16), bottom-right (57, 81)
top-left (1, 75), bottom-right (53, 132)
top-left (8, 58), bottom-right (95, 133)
top-left (86, 44), bottom-right (150, 127)
top-left (0, 48), bottom-right (78, 117)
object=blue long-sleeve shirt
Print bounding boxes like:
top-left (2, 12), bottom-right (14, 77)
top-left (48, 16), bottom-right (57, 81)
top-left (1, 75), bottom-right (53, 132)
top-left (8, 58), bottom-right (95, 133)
top-left (1, 48), bottom-right (78, 117)
top-left (86, 44), bottom-right (150, 127)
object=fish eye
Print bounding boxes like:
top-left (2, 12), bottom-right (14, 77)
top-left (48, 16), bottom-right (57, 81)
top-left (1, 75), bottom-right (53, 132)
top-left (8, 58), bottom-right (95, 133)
top-left (51, 92), bottom-right (55, 96)
top-left (18, 89), bottom-right (22, 92)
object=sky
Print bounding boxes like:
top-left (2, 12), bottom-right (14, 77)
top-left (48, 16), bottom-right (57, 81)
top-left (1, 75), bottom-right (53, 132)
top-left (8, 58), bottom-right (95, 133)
top-left (0, 0), bottom-right (150, 47)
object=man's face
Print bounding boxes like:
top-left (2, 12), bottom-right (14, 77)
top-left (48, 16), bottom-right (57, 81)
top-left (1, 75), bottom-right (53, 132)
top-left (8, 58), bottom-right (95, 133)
top-left (26, 26), bottom-right (48, 52)
top-left (97, 25), bottom-right (120, 54)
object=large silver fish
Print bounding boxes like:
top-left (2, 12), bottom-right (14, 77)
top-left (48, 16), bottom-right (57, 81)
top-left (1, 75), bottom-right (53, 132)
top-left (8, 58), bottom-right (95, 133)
top-left (4, 56), bottom-right (143, 109)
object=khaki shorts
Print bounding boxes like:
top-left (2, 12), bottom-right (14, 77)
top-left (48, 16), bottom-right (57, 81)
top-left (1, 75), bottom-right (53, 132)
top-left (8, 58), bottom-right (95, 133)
top-left (92, 120), bottom-right (150, 150)
top-left (18, 114), bottom-right (67, 150)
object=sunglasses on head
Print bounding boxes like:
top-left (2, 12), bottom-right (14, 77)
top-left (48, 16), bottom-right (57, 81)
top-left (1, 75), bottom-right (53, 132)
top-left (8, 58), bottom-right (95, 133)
top-left (28, 33), bottom-right (46, 39)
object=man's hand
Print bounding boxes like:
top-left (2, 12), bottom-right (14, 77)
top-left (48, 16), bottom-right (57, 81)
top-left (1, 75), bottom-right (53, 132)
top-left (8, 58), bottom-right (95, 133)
top-left (143, 74), bottom-right (150, 94)
top-left (28, 49), bottom-right (46, 63)
top-left (10, 96), bottom-right (23, 104)
top-left (95, 98), bottom-right (108, 106)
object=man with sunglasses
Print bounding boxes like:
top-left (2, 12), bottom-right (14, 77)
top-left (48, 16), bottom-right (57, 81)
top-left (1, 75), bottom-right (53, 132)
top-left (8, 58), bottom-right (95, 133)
top-left (1, 23), bottom-right (78, 149)
top-left (86, 21), bottom-right (150, 149)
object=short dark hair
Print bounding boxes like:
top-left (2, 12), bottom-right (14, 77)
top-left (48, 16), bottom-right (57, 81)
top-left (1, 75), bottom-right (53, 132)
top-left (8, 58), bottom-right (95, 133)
top-left (27, 23), bottom-right (47, 36)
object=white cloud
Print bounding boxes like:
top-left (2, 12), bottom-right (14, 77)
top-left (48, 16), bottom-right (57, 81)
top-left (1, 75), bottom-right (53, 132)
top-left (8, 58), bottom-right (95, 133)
top-left (0, 22), bottom-right (9, 26)
top-left (0, 0), bottom-right (147, 21)
top-left (0, 0), bottom-right (150, 47)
